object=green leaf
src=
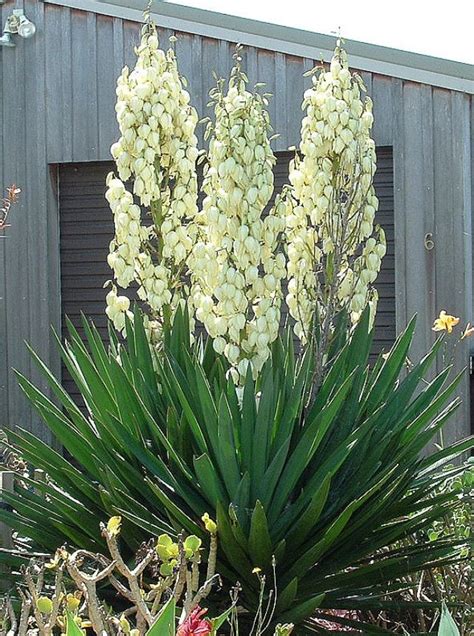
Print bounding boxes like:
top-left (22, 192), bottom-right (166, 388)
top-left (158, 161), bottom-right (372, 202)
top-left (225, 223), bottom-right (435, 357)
top-left (194, 453), bottom-right (228, 507)
top-left (276, 577), bottom-right (298, 613)
top-left (270, 373), bottom-right (355, 519)
top-left (362, 315), bottom-right (417, 415)
top-left (248, 500), bottom-right (273, 569)
top-left (146, 597), bottom-right (176, 635)
top-left (286, 473), bottom-right (331, 550)
top-left (216, 501), bottom-right (255, 588)
top-left (66, 611), bottom-right (84, 636)
top-left (251, 367), bottom-right (276, 492)
top-left (210, 606), bottom-right (234, 634)
top-left (438, 601), bottom-right (460, 636)
top-left (240, 366), bottom-right (256, 472)
top-left (9, 308), bottom-right (470, 631)
top-left (233, 472), bottom-right (251, 530)
top-left (285, 498), bottom-right (359, 582)
top-left (277, 593), bottom-right (325, 625)
top-left (217, 394), bottom-right (241, 497)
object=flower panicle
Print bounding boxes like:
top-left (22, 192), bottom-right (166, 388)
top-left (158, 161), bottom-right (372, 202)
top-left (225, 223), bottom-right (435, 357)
top-left (106, 22), bottom-right (199, 335)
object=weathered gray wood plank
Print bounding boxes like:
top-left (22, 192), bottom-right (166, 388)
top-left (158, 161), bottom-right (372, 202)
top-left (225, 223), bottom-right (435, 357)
top-left (391, 78), bottom-right (408, 332)
top-left (433, 88), bottom-right (471, 442)
top-left (401, 82), bottom-right (432, 366)
top-left (87, 11), bottom-right (99, 159)
top-left (372, 74), bottom-right (393, 146)
top-left (190, 34), bottom-right (203, 136)
top-left (175, 32), bottom-right (193, 107)
top-left (359, 70), bottom-right (372, 98)
top-left (45, 3), bottom-right (64, 162)
top-left (201, 37), bottom-right (220, 130)
top-left (3, 4), bottom-right (32, 435)
top-left (71, 10), bottom-right (94, 159)
top-left (449, 91), bottom-right (472, 442)
top-left (245, 46), bottom-right (258, 88)
top-left (123, 19), bottom-right (140, 71)
top-left (471, 95), bottom-right (474, 323)
top-left (284, 55), bottom-right (304, 149)
top-left (274, 52), bottom-right (288, 151)
top-left (24, 0), bottom-right (53, 441)
top-left (257, 49), bottom-right (276, 137)
top-left (60, 6), bottom-right (73, 162)
top-left (419, 84), bottom-right (436, 351)
top-left (97, 14), bottom-right (118, 160)
top-left (433, 89), bottom-right (455, 325)
top-left (217, 39), bottom-right (231, 86)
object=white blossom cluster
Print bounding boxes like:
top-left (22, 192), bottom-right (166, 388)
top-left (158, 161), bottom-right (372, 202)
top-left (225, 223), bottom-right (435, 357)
top-left (188, 62), bottom-right (286, 378)
top-left (285, 41), bottom-right (386, 342)
top-left (105, 23), bottom-right (199, 333)
top-left (104, 26), bottom-right (387, 379)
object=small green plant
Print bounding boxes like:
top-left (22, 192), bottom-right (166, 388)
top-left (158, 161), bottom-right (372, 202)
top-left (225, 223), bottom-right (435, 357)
top-left (0, 518), bottom-right (293, 636)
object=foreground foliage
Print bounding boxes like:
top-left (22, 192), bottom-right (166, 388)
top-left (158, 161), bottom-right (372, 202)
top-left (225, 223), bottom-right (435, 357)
top-left (1, 308), bottom-right (472, 630)
top-left (0, 517), bottom-right (292, 636)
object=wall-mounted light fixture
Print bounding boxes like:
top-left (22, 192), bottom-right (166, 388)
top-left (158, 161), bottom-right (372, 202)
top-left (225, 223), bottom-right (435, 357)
top-left (0, 9), bottom-right (36, 47)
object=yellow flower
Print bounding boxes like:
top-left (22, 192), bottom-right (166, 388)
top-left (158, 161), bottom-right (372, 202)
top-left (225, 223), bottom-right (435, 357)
top-left (45, 548), bottom-right (68, 569)
top-left (432, 311), bottom-right (460, 334)
top-left (107, 515), bottom-right (122, 536)
top-left (65, 593), bottom-right (81, 612)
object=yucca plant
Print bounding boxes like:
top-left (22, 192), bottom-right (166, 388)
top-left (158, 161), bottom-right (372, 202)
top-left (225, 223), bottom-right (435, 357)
top-left (1, 306), bottom-right (472, 631)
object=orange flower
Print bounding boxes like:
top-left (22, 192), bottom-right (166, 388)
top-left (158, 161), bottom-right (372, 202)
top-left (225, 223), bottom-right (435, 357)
top-left (432, 311), bottom-right (460, 334)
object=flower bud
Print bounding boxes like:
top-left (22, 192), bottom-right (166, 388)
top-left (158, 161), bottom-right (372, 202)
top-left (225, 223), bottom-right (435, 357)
top-left (202, 512), bottom-right (217, 534)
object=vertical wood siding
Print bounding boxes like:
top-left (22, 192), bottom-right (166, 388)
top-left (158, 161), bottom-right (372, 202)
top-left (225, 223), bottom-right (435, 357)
top-left (0, 1), bottom-right (472, 441)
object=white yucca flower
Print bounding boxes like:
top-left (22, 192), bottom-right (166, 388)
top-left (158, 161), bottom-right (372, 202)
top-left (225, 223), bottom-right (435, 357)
top-left (188, 50), bottom-right (286, 379)
top-left (106, 21), bottom-right (199, 334)
top-left (105, 26), bottom-right (386, 383)
top-left (284, 39), bottom-right (386, 344)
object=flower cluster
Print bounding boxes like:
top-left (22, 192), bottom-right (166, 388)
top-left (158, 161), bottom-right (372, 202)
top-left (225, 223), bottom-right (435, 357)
top-left (106, 21), bottom-right (199, 333)
top-left (105, 27), bottom-right (387, 379)
top-left (188, 56), bottom-right (286, 377)
top-left (284, 41), bottom-right (385, 343)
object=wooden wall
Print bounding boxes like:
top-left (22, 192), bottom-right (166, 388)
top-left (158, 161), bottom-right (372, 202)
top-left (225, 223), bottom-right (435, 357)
top-left (0, 0), bottom-right (472, 443)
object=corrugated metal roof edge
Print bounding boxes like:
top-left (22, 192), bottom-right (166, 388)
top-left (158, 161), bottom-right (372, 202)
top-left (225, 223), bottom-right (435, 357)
top-left (42, 0), bottom-right (474, 94)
